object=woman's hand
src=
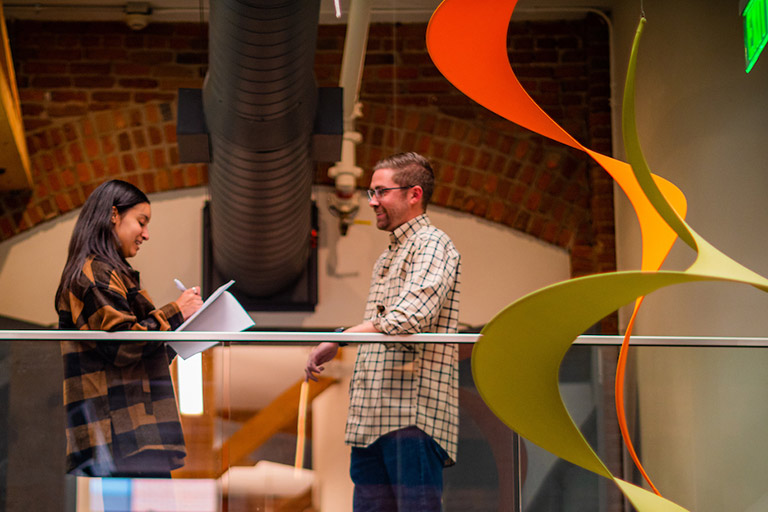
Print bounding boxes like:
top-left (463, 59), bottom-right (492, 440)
top-left (176, 287), bottom-right (203, 320)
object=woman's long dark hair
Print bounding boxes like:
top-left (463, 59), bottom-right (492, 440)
top-left (55, 180), bottom-right (150, 305)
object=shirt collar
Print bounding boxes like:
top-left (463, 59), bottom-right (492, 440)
top-left (389, 213), bottom-right (430, 248)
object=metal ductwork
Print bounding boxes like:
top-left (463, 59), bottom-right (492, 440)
top-left (202, 0), bottom-right (321, 298)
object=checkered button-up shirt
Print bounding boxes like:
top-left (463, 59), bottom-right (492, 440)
top-left (345, 214), bottom-right (461, 465)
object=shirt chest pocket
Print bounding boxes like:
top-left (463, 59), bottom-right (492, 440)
top-left (381, 255), bottom-right (411, 285)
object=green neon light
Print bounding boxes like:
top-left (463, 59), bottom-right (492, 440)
top-left (744, 0), bottom-right (768, 73)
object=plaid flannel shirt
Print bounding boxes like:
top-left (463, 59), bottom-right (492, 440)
top-left (345, 214), bottom-right (461, 465)
top-left (57, 256), bottom-right (186, 476)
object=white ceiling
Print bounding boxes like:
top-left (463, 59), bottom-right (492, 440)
top-left (2, 0), bottom-right (614, 24)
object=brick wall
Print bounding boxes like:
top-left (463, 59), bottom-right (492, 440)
top-left (314, 17), bottom-right (617, 334)
top-left (10, 21), bottom-right (208, 130)
top-left (4, 20), bottom-right (208, 236)
top-left (5, 17), bottom-right (616, 332)
top-left (16, 103), bottom-right (207, 232)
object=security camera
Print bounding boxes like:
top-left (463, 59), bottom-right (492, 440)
top-left (125, 2), bottom-right (152, 30)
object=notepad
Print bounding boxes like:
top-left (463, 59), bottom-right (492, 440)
top-left (169, 280), bottom-right (255, 359)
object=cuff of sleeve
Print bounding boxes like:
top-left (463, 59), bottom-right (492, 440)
top-left (372, 315), bottom-right (405, 336)
top-left (335, 327), bottom-right (348, 347)
top-left (371, 316), bottom-right (417, 351)
top-left (371, 314), bottom-right (387, 334)
top-left (162, 302), bottom-right (184, 331)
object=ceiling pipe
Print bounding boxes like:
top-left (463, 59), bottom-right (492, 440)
top-left (327, 0), bottom-right (373, 236)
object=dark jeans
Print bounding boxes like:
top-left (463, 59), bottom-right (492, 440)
top-left (350, 426), bottom-right (448, 512)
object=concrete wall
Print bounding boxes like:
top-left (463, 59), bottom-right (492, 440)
top-left (611, 2), bottom-right (768, 510)
top-left (0, 185), bottom-right (569, 328)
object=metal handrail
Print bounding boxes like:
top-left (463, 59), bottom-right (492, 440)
top-left (0, 330), bottom-right (767, 347)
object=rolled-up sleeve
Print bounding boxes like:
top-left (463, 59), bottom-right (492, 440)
top-left (372, 236), bottom-right (459, 336)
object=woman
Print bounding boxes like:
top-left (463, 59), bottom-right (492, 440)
top-left (55, 179), bottom-right (203, 477)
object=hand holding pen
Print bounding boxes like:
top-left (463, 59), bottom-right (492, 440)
top-left (174, 279), bottom-right (203, 320)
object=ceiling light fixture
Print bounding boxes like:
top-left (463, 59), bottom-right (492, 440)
top-left (125, 1), bottom-right (152, 30)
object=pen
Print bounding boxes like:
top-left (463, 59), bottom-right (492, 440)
top-left (175, 279), bottom-right (201, 295)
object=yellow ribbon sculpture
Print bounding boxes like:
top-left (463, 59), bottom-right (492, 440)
top-left (426, 1), bottom-right (768, 511)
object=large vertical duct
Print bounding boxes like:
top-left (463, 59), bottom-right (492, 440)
top-left (203, 0), bottom-right (320, 297)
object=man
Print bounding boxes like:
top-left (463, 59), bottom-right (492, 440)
top-left (305, 152), bottom-right (461, 512)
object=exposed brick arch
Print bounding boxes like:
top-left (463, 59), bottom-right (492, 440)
top-left (4, 18), bottom-right (618, 334)
top-left (0, 102), bottom-right (207, 240)
top-left (313, 14), bottom-right (617, 287)
top-left (316, 103), bottom-right (593, 251)
top-left (12, 98), bottom-right (592, 251)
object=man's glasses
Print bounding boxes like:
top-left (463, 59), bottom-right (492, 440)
top-left (366, 186), bottom-right (413, 201)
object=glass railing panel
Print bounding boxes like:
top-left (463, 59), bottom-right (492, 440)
top-left (627, 345), bottom-right (768, 512)
top-left (1, 333), bottom-right (493, 512)
top-left (521, 344), bottom-right (622, 512)
top-left (1, 338), bottom-right (75, 512)
top-left (519, 341), bottom-right (768, 512)
top-left (0, 334), bottom-right (227, 512)
top-left (4, 334), bottom-right (768, 512)
top-left (443, 356), bottom-right (516, 511)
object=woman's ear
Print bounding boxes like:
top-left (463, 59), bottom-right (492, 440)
top-left (111, 206), bottom-right (118, 224)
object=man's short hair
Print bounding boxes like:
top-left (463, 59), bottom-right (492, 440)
top-left (373, 152), bottom-right (435, 209)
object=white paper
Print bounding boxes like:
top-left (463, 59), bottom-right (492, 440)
top-left (176, 280), bottom-right (235, 330)
top-left (169, 280), bottom-right (255, 359)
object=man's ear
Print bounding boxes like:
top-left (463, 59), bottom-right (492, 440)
top-left (409, 186), bottom-right (424, 207)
